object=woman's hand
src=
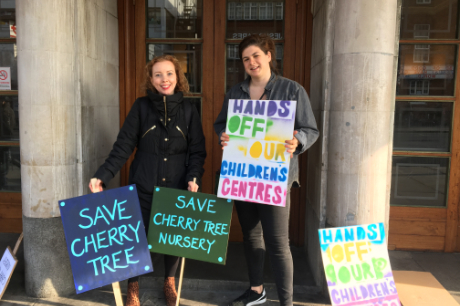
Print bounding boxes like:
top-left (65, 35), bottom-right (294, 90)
top-left (285, 130), bottom-right (299, 158)
top-left (89, 178), bottom-right (104, 193)
top-left (188, 181), bottom-right (199, 192)
top-left (220, 132), bottom-right (230, 149)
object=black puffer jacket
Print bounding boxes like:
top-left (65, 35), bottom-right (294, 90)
top-left (94, 91), bottom-right (206, 209)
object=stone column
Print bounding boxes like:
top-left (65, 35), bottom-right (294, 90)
top-left (17, 0), bottom-right (119, 297)
top-left (326, 0), bottom-right (399, 228)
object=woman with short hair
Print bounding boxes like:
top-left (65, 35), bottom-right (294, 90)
top-left (214, 34), bottom-right (319, 306)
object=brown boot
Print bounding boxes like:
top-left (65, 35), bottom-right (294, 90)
top-left (164, 277), bottom-right (177, 306)
top-left (126, 281), bottom-right (140, 306)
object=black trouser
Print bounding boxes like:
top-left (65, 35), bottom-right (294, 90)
top-left (128, 202), bottom-right (180, 283)
top-left (235, 191), bottom-right (293, 306)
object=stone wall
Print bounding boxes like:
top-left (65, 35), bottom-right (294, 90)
top-left (17, 0), bottom-right (119, 297)
top-left (305, 0), bottom-right (401, 287)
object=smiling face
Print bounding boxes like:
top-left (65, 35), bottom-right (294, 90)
top-left (241, 45), bottom-right (272, 80)
top-left (150, 60), bottom-right (177, 95)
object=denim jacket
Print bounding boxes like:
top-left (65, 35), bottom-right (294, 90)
top-left (214, 73), bottom-right (319, 187)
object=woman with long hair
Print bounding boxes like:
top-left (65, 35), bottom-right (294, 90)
top-left (89, 55), bottom-right (206, 306)
top-left (214, 34), bottom-right (319, 306)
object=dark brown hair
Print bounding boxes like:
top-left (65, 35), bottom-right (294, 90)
top-left (141, 54), bottom-right (190, 95)
top-left (238, 34), bottom-right (279, 74)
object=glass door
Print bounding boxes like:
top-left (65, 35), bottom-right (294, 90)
top-left (130, 0), bottom-right (215, 197)
top-left (389, 0), bottom-right (460, 252)
top-left (123, 0), bottom-right (311, 243)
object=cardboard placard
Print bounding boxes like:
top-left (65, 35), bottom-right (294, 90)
top-left (59, 185), bottom-right (153, 294)
top-left (319, 223), bottom-right (401, 306)
top-left (148, 187), bottom-right (233, 264)
top-left (393, 271), bottom-right (460, 306)
top-left (0, 247), bottom-right (18, 299)
top-left (217, 99), bottom-right (296, 206)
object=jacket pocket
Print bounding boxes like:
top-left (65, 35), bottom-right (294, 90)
top-left (142, 125), bottom-right (156, 138)
top-left (176, 126), bottom-right (186, 141)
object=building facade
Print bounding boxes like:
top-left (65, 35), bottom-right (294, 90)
top-left (0, 0), bottom-right (459, 298)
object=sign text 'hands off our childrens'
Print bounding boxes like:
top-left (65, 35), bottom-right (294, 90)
top-left (319, 223), bottom-right (400, 306)
top-left (218, 99), bottom-right (296, 206)
top-left (59, 185), bottom-right (153, 294)
top-left (148, 187), bottom-right (233, 265)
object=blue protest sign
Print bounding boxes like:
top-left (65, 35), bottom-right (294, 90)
top-left (59, 185), bottom-right (153, 294)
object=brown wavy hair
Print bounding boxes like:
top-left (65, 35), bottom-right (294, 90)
top-left (239, 34), bottom-right (279, 75)
top-left (141, 54), bottom-right (190, 95)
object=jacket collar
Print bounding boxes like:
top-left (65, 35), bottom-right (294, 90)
top-left (147, 90), bottom-right (184, 119)
top-left (240, 71), bottom-right (277, 94)
top-left (147, 90), bottom-right (183, 103)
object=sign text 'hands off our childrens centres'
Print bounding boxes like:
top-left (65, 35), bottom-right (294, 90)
top-left (319, 223), bottom-right (400, 306)
top-left (59, 185), bottom-right (152, 294)
top-left (218, 99), bottom-right (296, 206)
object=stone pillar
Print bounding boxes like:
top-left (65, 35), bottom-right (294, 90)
top-left (326, 0), bottom-right (399, 228)
top-left (17, 0), bottom-right (119, 297)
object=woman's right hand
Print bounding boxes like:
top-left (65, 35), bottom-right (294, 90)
top-left (89, 178), bottom-right (104, 193)
top-left (220, 132), bottom-right (230, 149)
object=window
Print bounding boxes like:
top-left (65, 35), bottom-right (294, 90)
top-left (244, 2), bottom-right (257, 20)
top-left (0, 0), bottom-right (19, 193)
top-left (275, 2), bottom-right (283, 20)
top-left (276, 44), bottom-right (283, 60)
top-left (413, 44), bottom-right (430, 63)
top-left (228, 2), bottom-right (235, 20)
top-left (409, 80), bottom-right (430, 95)
top-left (414, 24), bottom-right (430, 39)
top-left (259, 2), bottom-right (273, 20)
top-left (235, 3), bottom-right (243, 20)
top-left (147, 0), bottom-right (202, 38)
top-left (148, 8), bottom-right (161, 27)
top-left (227, 45), bottom-right (239, 59)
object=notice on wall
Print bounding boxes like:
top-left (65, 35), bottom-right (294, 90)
top-left (318, 223), bottom-right (401, 306)
top-left (9, 21), bottom-right (16, 38)
top-left (148, 187), bottom-right (233, 265)
top-left (59, 185), bottom-right (153, 294)
top-left (0, 67), bottom-right (11, 90)
top-left (0, 247), bottom-right (17, 299)
top-left (217, 99), bottom-right (296, 206)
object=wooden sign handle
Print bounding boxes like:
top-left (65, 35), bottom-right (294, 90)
top-left (175, 257), bottom-right (186, 306)
top-left (112, 282), bottom-right (124, 306)
top-left (13, 232), bottom-right (23, 256)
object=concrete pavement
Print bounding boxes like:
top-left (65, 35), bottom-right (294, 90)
top-left (1, 233), bottom-right (460, 305)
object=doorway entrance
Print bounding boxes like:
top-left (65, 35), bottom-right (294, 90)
top-left (118, 0), bottom-right (313, 245)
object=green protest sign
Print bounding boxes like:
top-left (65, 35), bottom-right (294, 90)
top-left (147, 187), bottom-right (233, 265)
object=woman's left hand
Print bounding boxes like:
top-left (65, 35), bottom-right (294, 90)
top-left (285, 130), bottom-right (299, 158)
top-left (188, 181), bottom-right (199, 192)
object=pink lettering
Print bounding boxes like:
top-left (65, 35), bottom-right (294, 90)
top-left (255, 183), bottom-right (264, 201)
top-left (231, 180), bottom-right (239, 197)
top-left (272, 186), bottom-right (282, 204)
top-left (221, 178), bottom-right (231, 196)
top-left (264, 184), bottom-right (272, 203)
top-left (238, 181), bottom-right (247, 198)
top-left (248, 182), bottom-right (257, 199)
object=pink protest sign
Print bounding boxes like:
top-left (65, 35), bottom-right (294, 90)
top-left (217, 99), bottom-right (296, 206)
